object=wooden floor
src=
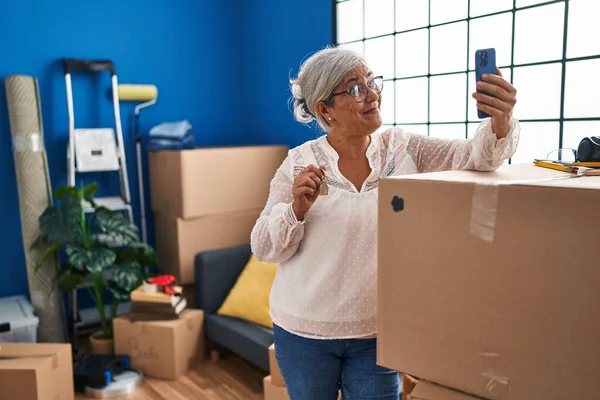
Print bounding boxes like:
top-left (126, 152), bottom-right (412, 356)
top-left (75, 353), bottom-right (266, 400)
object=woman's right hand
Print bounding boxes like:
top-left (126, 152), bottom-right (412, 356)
top-left (292, 165), bottom-right (326, 221)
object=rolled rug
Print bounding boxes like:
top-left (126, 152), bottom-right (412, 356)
top-left (5, 74), bottom-right (67, 343)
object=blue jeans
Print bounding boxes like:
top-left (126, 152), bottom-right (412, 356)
top-left (273, 324), bottom-right (400, 400)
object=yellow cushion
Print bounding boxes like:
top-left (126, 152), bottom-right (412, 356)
top-left (217, 255), bottom-right (278, 328)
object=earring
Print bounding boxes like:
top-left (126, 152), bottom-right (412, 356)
top-left (328, 117), bottom-right (332, 121)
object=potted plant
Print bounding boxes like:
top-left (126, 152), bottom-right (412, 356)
top-left (32, 183), bottom-right (156, 354)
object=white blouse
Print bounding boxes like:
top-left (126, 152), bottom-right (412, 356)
top-left (250, 118), bottom-right (520, 339)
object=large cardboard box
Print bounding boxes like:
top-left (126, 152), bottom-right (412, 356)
top-left (404, 376), bottom-right (481, 400)
top-left (154, 209), bottom-right (261, 284)
top-left (0, 343), bottom-right (74, 400)
top-left (113, 309), bottom-right (205, 380)
top-left (148, 145), bottom-right (288, 219)
top-left (268, 344), bottom-right (285, 386)
top-left (377, 164), bottom-right (600, 400)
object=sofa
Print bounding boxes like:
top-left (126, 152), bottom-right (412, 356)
top-left (194, 245), bottom-right (274, 371)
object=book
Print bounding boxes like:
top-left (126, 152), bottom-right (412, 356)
top-left (130, 297), bottom-right (187, 316)
top-left (130, 285), bottom-right (183, 305)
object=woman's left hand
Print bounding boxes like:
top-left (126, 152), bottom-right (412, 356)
top-left (472, 68), bottom-right (517, 138)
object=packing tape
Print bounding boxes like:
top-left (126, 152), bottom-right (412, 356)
top-left (470, 184), bottom-right (499, 242)
top-left (469, 174), bottom-right (581, 243)
top-left (12, 132), bottom-right (43, 152)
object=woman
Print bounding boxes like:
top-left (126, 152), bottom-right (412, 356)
top-left (250, 47), bottom-right (519, 399)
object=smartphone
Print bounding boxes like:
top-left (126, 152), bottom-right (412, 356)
top-left (475, 48), bottom-right (497, 119)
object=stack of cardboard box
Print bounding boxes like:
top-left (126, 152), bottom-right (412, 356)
top-left (148, 145), bottom-right (288, 286)
top-left (377, 164), bottom-right (600, 400)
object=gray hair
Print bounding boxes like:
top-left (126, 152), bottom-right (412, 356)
top-left (290, 46), bottom-right (368, 132)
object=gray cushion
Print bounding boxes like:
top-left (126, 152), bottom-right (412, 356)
top-left (195, 246), bottom-right (252, 314)
top-left (206, 314), bottom-right (273, 371)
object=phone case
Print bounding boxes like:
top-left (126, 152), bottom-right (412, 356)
top-left (475, 48), bottom-right (496, 119)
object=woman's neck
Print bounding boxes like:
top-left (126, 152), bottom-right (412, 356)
top-left (326, 130), bottom-right (371, 159)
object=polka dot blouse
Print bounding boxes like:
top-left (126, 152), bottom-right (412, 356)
top-left (251, 118), bottom-right (520, 339)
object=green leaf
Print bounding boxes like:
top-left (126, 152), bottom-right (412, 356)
top-left (60, 189), bottom-right (84, 221)
top-left (66, 245), bottom-right (116, 273)
top-left (34, 242), bottom-right (61, 270)
top-left (39, 185), bottom-right (85, 243)
top-left (39, 206), bottom-right (79, 243)
top-left (82, 183), bottom-right (99, 201)
top-left (54, 186), bottom-right (78, 201)
top-left (95, 210), bottom-right (139, 245)
top-left (107, 261), bottom-right (144, 301)
top-left (115, 243), bottom-right (156, 267)
top-left (112, 261), bottom-right (144, 292)
top-left (82, 183), bottom-right (99, 209)
top-left (131, 242), bottom-right (155, 256)
top-left (30, 233), bottom-right (50, 251)
top-left (106, 281), bottom-right (131, 302)
top-left (56, 270), bottom-right (87, 292)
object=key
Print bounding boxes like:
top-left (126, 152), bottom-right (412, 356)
top-left (319, 167), bottom-right (328, 195)
top-left (320, 181), bottom-right (329, 196)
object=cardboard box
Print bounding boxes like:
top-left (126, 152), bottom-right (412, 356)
top-left (0, 343), bottom-right (74, 400)
top-left (377, 164), bottom-right (600, 400)
top-left (113, 309), bottom-right (205, 380)
top-left (148, 145), bottom-right (288, 219)
top-left (154, 209), bottom-right (261, 284)
top-left (268, 344), bottom-right (285, 386)
top-left (404, 376), bottom-right (481, 400)
top-left (402, 374), bottom-right (418, 400)
top-left (264, 375), bottom-right (289, 400)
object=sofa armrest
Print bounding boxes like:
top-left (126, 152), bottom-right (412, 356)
top-left (194, 245), bottom-right (252, 314)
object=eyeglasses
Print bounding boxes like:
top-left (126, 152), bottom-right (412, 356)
top-left (328, 76), bottom-right (384, 103)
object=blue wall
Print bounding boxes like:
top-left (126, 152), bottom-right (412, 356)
top-left (0, 0), bottom-right (332, 298)
top-left (243, 0), bottom-right (334, 148)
